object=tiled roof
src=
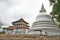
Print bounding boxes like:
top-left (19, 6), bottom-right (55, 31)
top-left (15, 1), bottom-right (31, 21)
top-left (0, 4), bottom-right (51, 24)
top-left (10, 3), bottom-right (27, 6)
top-left (6, 26), bottom-right (29, 30)
top-left (12, 18), bottom-right (29, 24)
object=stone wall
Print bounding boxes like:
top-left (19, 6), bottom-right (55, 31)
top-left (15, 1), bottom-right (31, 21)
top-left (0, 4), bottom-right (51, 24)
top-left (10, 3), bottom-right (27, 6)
top-left (0, 34), bottom-right (60, 40)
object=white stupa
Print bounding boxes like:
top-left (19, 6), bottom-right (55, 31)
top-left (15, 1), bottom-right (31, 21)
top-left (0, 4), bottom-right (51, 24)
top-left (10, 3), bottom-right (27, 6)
top-left (30, 4), bottom-right (60, 36)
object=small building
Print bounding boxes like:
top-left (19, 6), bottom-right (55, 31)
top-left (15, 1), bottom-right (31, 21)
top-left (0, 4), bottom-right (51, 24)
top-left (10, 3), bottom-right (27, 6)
top-left (4, 18), bottom-right (30, 34)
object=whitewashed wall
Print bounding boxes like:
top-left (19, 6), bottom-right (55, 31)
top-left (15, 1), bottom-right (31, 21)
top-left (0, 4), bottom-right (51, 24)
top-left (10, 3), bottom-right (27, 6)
top-left (5, 28), bottom-right (29, 34)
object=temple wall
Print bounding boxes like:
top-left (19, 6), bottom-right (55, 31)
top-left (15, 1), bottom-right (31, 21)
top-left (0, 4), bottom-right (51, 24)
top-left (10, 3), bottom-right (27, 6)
top-left (0, 34), bottom-right (60, 40)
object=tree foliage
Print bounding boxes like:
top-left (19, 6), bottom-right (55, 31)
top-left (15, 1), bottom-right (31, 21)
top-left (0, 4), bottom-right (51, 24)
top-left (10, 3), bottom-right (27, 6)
top-left (49, 0), bottom-right (60, 28)
top-left (0, 20), bottom-right (3, 28)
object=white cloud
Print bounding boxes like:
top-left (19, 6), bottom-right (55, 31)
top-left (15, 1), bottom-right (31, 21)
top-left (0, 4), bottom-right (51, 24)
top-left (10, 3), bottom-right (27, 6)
top-left (0, 0), bottom-right (52, 26)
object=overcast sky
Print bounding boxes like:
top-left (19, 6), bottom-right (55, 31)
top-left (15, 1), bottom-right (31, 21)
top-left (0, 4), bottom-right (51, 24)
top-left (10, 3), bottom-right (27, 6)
top-left (0, 0), bottom-right (52, 26)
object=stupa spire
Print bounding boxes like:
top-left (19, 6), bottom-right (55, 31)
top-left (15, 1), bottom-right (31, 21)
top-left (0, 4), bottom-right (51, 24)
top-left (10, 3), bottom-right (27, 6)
top-left (40, 4), bottom-right (46, 13)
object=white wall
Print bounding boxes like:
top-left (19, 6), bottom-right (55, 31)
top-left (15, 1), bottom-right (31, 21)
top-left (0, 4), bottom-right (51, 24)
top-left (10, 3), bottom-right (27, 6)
top-left (5, 28), bottom-right (29, 34)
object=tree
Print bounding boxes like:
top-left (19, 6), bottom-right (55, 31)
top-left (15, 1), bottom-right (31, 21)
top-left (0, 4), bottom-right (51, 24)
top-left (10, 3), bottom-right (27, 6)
top-left (49, 0), bottom-right (60, 28)
top-left (0, 20), bottom-right (3, 28)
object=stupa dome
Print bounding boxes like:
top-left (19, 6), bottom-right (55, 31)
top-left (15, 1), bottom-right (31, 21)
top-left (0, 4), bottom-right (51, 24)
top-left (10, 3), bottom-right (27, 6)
top-left (36, 14), bottom-right (52, 21)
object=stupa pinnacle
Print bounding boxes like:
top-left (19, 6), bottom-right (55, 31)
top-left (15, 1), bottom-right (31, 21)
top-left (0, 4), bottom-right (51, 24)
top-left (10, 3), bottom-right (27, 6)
top-left (40, 4), bottom-right (46, 13)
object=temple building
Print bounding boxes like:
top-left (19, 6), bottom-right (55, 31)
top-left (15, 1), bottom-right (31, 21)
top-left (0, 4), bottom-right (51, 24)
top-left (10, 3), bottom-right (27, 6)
top-left (4, 18), bottom-right (30, 34)
top-left (2, 3), bottom-right (60, 36)
top-left (30, 4), bottom-right (60, 36)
